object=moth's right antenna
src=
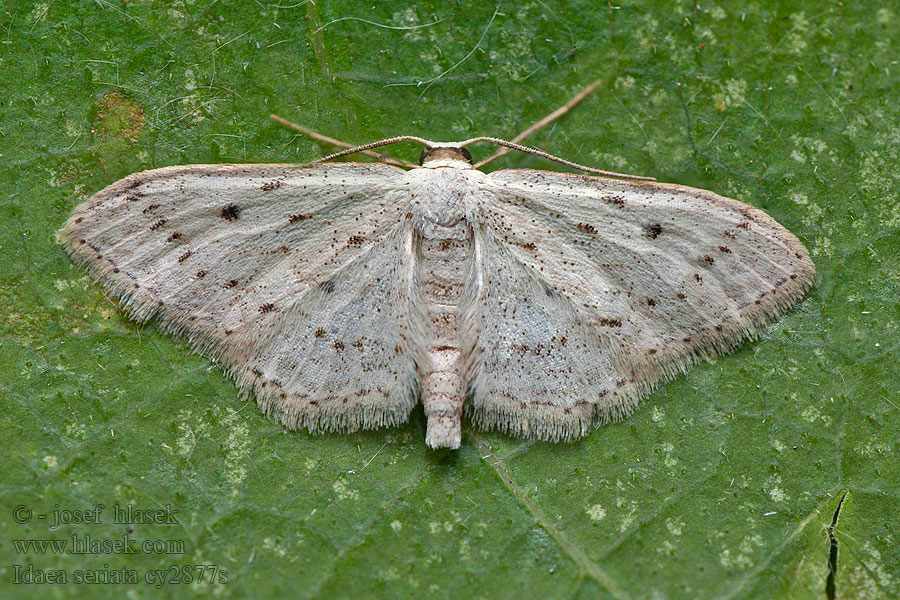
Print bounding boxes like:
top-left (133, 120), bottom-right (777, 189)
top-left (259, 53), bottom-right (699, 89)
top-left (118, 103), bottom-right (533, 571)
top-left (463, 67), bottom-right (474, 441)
top-left (474, 78), bottom-right (605, 169)
top-left (462, 137), bottom-right (656, 181)
top-left (467, 78), bottom-right (655, 181)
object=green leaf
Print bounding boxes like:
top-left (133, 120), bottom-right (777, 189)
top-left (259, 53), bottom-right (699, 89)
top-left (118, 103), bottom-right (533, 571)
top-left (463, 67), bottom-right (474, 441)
top-left (1, 1), bottom-right (897, 598)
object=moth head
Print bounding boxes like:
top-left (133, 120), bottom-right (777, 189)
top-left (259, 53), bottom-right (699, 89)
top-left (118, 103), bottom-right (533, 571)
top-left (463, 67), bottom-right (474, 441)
top-left (419, 146), bottom-right (473, 167)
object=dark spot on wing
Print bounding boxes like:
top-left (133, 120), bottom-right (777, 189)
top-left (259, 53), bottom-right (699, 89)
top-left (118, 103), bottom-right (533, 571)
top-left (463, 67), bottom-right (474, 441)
top-left (251, 368), bottom-right (263, 377)
top-left (261, 180), bottom-right (283, 191)
top-left (676, 292), bottom-right (687, 300)
top-left (142, 203), bottom-right (160, 214)
top-left (644, 223), bottom-right (662, 239)
top-left (718, 245), bottom-right (732, 254)
top-left (166, 232), bottom-right (182, 242)
top-left (288, 214), bottom-right (309, 224)
top-left (347, 234), bottom-right (365, 246)
top-left (149, 219), bottom-right (167, 231)
top-left (646, 297), bottom-right (656, 306)
top-left (576, 223), bottom-right (598, 234)
top-left (196, 270), bottom-right (207, 279)
top-left (333, 340), bottom-right (344, 351)
top-left (513, 240), bottom-right (537, 251)
top-left (701, 255), bottom-right (715, 266)
top-left (220, 204), bottom-right (241, 220)
top-left (177, 250), bottom-right (193, 263)
top-left (319, 280), bottom-right (335, 294)
top-left (315, 328), bottom-right (326, 338)
top-left (598, 318), bottom-right (622, 327)
top-left (602, 195), bottom-right (625, 207)
top-left (225, 279), bottom-right (239, 289)
top-left (259, 302), bottom-right (276, 313)
top-left (74, 217), bottom-right (83, 224)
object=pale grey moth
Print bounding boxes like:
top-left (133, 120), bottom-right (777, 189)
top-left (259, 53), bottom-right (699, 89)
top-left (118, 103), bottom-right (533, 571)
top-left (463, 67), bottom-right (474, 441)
top-left (59, 128), bottom-right (814, 450)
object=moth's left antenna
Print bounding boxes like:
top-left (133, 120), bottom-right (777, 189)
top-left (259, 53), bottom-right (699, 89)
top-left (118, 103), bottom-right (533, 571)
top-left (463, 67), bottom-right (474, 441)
top-left (270, 115), bottom-right (420, 169)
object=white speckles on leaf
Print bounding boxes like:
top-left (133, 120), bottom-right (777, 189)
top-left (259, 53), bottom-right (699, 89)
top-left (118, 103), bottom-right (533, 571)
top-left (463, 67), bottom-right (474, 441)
top-left (458, 539), bottom-right (471, 561)
top-left (713, 78), bottom-right (747, 111)
top-left (666, 518), bottom-right (684, 536)
top-left (633, 15), bottom-right (659, 49)
top-left (618, 500), bottom-right (639, 533)
top-left (221, 407), bottom-right (250, 496)
top-left (648, 87), bottom-right (669, 107)
top-left (843, 114), bottom-right (869, 139)
top-left (28, 3), bottom-right (50, 26)
top-left (394, 7), bottom-right (424, 41)
top-left (876, 7), bottom-right (895, 25)
top-left (790, 192), bottom-right (809, 206)
top-left (64, 420), bottom-right (87, 441)
top-left (332, 477), bottom-right (359, 501)
top-left (790, 134), bottom-right (832, 163)
top-left (174, 406), bottom-right (250, 496)
top-left (262, 536), bottom-right (288, 557)
top-left (719, 534), bottom-right (764, 569)
top-left (378, 566), bottom-right (401, 582)
top-left (659, 442), bottom-right (679, 469)
top-left (787, 13), bottom-right (810, 53)
top-left (175, 409), bottom-right (197, 456)
top-left (693, 24), bottom-right (716, 44)
top-left (859, 144), bottom-right (900, 225)
top-left (43, 455), bottom-right (58, 468)
top-left (800, 404), bottom-right (832, 426)
top-left (768, 486), bottom-right (788, 503)
top-left (812, 234), bottom-right (834, 258)
top-left (614, 76), bottom-right (636, 91)
top-left (854, 439), bottom-right (892, 457)
top-left (429, 521), bottom-right (454, 534)
top-left (390, 520), bottom-right (403, 532)
top-left (766, 474), bottom-right (790, 502)
top-left (586, 504), bottom-right (607, 521)
top-left (473, 521), bottom-right (489, 538)
top-left (848, 541), bottom-right (898, 596)
top-left (589, 151), bottom-right (630, 171)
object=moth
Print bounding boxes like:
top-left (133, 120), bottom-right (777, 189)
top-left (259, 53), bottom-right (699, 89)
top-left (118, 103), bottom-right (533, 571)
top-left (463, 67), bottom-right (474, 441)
top-left (60, 89), bottom-right (815, 450)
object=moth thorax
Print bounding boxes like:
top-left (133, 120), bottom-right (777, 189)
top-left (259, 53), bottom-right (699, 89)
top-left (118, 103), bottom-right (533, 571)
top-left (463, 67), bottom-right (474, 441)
top-left (419, 146), bottom-right (473, 166)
